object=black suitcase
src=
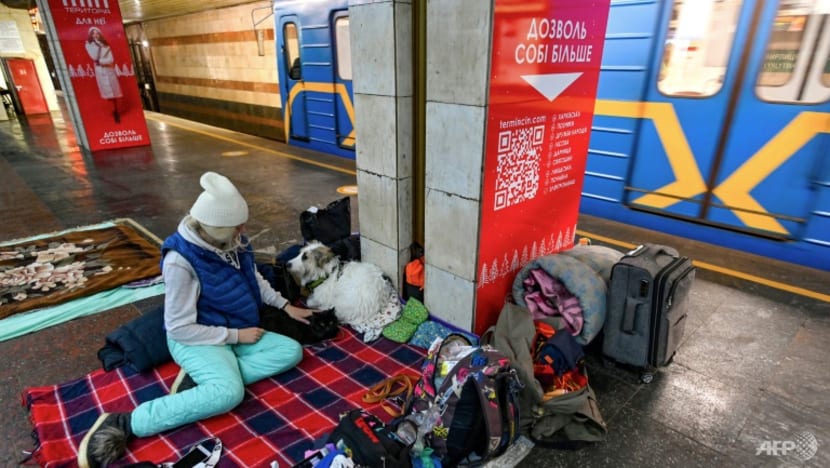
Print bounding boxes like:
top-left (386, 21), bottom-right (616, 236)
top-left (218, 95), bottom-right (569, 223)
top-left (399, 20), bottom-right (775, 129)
top-left (602, 244), bottom-right (695, 383)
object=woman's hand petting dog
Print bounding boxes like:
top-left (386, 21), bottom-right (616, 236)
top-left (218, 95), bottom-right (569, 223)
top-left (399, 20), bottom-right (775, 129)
top-left (284, 304), bottom-right (317, 325)
top-left (238, 327), bottom-right (266, 343)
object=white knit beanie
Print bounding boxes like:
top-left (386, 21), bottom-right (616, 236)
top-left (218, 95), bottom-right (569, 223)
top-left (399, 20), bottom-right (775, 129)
top-left (189, 172), bottom-right (249, 227)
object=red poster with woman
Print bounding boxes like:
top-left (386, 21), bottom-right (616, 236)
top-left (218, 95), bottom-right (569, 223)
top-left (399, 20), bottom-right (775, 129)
top-left (42, 0), bottom-right (149, 151)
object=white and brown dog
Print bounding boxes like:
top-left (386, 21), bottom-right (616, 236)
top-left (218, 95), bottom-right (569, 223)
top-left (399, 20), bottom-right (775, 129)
top-left (287, 241), bottom-right (400, 340)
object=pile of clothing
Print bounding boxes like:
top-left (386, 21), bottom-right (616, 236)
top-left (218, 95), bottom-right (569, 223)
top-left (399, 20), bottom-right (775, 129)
top-left (512, 244), bottom-right (623, 345)
top-left (530, 321), bottom-right (587, 401)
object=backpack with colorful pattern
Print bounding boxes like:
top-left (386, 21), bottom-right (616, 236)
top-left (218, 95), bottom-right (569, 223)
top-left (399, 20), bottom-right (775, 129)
top-left (403, 333), bottom-right (522, 466)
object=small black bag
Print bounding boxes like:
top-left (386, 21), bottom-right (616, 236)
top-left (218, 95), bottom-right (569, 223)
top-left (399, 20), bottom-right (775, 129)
top-left (328, 233), bottom-right (361, 261)
top-left (300, 197), bottom-right (352, 245)
top-left (327, 409), bottom-right (411, 467)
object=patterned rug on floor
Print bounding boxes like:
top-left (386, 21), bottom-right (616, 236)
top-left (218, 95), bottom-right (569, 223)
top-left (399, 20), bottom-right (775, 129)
top-left (23, 327), bottom-right (426, 468)
top-left (0, 218), bottom-right (164, 341)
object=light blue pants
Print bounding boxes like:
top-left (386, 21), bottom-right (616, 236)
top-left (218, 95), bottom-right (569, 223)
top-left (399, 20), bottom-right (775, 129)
top-left (130, 332), bottom-right (302, 437)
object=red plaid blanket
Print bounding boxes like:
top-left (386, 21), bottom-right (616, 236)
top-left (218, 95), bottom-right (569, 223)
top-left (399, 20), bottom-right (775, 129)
top-left (23, 328), bottom-right (425, 467)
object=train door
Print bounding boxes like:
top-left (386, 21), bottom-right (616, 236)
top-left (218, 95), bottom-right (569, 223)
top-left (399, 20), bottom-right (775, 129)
top-left (332, 12), bottom-right (354, 149)
top-left (278, 16), bottom-right (310, 141)
top-left (274, 0), bottom-right (355, 159)
top-left (6, 58), bottom-right (49, 115)
top-left (627, 0), bottom-right (830, 239)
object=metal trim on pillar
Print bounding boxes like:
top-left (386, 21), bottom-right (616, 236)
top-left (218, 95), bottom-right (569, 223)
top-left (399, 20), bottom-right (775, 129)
top-left (412, 0), bottom-right (426, 245)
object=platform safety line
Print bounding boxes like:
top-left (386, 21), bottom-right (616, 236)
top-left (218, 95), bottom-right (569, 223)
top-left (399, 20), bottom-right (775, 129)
top-left (576, 229), bottom-right (830, 304)
top-left (145, 114), bottom-right (357, 176)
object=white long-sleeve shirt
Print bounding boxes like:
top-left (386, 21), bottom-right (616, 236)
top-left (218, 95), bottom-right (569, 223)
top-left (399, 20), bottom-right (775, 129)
top-left (163, 219), bottom-right (288, 345)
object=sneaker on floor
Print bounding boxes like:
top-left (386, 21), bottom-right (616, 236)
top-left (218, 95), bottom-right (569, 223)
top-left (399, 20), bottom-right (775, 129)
top-left (170, 368), bottom-right (197, 394)
top-left (77, 412), bottom-right (132, 468)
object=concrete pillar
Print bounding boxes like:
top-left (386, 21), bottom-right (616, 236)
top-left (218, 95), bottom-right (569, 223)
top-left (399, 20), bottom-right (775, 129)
top-left (350, 0), bottom-right (414, 288)
top-left (353, 0), bottom-right (608, 333)
top-left (349, 0), bottom-right (498, 332)
top-left (423, 0), bottom-right (493, 331)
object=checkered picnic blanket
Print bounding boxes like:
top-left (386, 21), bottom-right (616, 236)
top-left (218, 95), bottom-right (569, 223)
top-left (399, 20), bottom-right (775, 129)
top-left (23, 328), bottom-right (426, 467)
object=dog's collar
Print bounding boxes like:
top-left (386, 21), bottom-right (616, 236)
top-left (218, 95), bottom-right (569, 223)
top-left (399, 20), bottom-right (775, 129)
top-left (305, 260), bottom-right (345, 292)
top-left (306, 276), bottom-right (327, 291)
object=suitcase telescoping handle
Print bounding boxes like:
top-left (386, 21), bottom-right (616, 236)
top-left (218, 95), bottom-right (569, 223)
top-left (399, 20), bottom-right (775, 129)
top-left (622, 298), bottom-right (644, 334)
top-left (627, 244), bottom-right (678, 259)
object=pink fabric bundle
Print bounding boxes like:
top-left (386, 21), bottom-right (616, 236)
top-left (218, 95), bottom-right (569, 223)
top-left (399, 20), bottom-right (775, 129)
top-left (523, 268), bottom-right (584, 336)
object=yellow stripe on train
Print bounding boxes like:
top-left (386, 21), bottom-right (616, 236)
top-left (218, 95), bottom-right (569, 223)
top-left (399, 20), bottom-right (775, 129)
top-left (284, 82), bottom-right (356, 145)
top-left (594, 99), bottom-right (830, 235)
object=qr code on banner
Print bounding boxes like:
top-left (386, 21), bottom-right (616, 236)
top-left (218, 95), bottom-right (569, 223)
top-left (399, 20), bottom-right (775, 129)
top-left (494, 125), bottom-right (544, 211)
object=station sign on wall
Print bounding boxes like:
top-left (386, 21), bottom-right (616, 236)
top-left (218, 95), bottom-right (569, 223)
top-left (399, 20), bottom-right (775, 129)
top-left (0, 20), bottom-right (26, 54)
top-left (474, 0), bottom-right (611, 334)
top-left (41, 0), bottom-right (149, 151)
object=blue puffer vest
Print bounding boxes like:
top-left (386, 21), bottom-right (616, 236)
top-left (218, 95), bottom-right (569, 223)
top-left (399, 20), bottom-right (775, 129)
top-left (161, 232), bottom-right (262, 328)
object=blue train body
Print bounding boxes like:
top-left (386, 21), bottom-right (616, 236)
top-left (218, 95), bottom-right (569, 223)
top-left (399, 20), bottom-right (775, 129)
top-left (273, 0), bottom-right (354, 159)
top-left (586, 0), bottom-right (829, 271)
top-left (273, 0), bottom-right (830, 271)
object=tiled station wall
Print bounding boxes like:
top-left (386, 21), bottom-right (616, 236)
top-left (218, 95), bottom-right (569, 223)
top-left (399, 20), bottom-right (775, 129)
top-left (128, 2), bottom-right (284, 141)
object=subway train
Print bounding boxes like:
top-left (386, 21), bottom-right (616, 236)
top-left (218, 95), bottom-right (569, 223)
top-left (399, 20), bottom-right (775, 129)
top-left (273, 0), bottom-right (355, 159)
top-left (272, 0), bottom-right (830, 271)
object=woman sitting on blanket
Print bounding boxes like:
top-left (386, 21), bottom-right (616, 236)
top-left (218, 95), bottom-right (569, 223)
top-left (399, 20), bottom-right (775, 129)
top-left (79, 171), bottom-right (317, 467)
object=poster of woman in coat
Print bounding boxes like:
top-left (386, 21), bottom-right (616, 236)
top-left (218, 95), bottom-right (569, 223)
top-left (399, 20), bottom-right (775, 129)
top-left (85, 26), bottom-right (123, 123)
top-left (38, 0), bottom-right (150, 152)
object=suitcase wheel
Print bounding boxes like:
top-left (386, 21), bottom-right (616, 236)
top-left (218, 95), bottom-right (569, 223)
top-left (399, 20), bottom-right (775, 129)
top-left (640, 372), bottom-right (654, 384)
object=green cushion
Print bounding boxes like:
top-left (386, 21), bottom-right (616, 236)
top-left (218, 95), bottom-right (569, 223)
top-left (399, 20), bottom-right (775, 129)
top-left (382, 319), bottom-right (418, 343)
top-left (401, 297), bottom-right (428, 325)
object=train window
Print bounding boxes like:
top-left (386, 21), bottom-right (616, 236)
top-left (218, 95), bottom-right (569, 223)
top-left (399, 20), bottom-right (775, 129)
top-left (658, 0), bottom-right (742, 97)
top-left (757, 1), bottom-right (830, 103)
top-left (758, 15), bottom-right (805, 87)
top-left (283, 22), bottom-right (301, 80)
top-left (335, 17), bottom-right (352, 80)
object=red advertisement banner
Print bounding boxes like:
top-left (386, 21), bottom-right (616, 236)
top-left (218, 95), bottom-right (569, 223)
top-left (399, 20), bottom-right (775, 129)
top-left (475, 0), bottom-right (611, 334)
top-left (45, 0), bottom-right (149, 151)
